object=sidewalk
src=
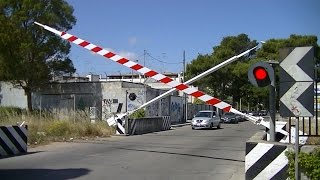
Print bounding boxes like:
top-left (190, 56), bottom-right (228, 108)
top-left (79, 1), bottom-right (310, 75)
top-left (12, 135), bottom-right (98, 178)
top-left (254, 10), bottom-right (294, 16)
top-left (171, 121), bottom-right (191, 128)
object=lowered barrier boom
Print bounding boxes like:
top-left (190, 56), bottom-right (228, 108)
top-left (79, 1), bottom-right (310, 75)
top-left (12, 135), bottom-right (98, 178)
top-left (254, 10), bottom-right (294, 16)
top-left (34, 22), bottom-right (262, 125)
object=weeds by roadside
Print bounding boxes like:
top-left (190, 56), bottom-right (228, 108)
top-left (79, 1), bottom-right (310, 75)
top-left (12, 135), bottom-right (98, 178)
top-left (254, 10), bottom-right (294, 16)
top-left (0, 107), bottom-right (114, 146)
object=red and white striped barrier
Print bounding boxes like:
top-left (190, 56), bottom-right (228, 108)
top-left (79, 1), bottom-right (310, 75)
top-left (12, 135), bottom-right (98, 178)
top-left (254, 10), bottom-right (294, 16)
top-left (34, 22), bottom-right (264, 126)
top-left (35, 22), bottom-right (234, 111)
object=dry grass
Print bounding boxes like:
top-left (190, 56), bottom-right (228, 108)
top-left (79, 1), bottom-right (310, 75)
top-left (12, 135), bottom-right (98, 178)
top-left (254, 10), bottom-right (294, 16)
top-left (0, 108), bottom-right (115, 146)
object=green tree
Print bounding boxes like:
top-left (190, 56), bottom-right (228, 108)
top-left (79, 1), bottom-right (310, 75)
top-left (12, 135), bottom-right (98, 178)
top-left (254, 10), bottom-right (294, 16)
top-left (257, 35), bottom-right (319, 61)
top-left (256, 35), bottom-right (320, 110)
top-left (186, 34), bottom-right (258, 109)
top-left (186, 34), bottom-right (319, 111)
top-left (0, 0), bottom-right (76, 111)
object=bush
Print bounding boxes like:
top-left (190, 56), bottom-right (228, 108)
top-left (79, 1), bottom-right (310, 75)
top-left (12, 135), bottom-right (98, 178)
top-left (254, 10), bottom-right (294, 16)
top-left (129, 108), bottom-right (145, 119)
top-left (286, 147), bottom-right (320, 180)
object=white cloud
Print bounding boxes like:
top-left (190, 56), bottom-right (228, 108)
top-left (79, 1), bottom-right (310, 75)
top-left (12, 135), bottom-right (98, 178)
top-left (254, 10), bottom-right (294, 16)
top-left (118, 51), bottom-right (138, 61)
top-left (128, 37), bottom-right (137, 46)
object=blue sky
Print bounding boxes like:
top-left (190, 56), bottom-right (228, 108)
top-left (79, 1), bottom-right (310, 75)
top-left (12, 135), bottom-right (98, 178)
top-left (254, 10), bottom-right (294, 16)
top-left (65, 0), bottom-right (320, 76)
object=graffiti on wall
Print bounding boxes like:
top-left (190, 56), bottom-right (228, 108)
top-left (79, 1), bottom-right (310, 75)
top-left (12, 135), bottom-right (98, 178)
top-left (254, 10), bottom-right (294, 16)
top-left (161, 97), bottom-right (170, 116)
top-left (127, 89), bottom-right (145, 111)
top-left (102, 99), bottom-right (113, 121)
top-left (170, 96), bottom-right (183, 123)
top-left (146, 102), bottom-right (158, 117)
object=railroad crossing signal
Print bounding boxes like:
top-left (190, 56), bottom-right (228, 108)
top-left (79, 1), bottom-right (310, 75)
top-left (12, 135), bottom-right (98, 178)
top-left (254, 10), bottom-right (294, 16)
top-left (248, 62), bottom-right (274, 87)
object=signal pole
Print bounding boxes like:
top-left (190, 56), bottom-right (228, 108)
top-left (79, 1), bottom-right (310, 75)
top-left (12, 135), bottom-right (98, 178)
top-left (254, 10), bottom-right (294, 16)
top-left (268, 60), bottom-right (279, 142)
top-left (248, 61), bottom-right (276, 141)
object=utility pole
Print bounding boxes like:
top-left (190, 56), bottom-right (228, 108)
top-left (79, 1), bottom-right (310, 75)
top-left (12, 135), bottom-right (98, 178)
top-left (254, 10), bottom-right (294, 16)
top-left (144, 50), bottom-right (146, 66)
top-left (183, 50), bottom-right (188, 123)
top-left (143, 50), bottom-right (146, 83)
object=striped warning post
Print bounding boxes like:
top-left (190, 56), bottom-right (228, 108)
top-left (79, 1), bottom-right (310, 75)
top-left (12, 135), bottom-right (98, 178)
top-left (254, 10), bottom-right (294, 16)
top-left (34, 22), bottom-right (234, 113)
top-left (116, 118), bottom-right (125, 135)
top-left (264, 121), bottom-right (308, 144)
top-left (0, 125), bottom-right (27, 157)
top-left (245, 142), bottom-right (289, 180)
top-left (265, 121), bottom-right (288, 141)
top-left (162, 116), bottom-right (171, 130)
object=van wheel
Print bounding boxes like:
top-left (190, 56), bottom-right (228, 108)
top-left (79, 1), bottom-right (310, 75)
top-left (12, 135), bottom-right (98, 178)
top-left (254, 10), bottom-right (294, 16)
top-left (217, 123), bottom-right (221, 129)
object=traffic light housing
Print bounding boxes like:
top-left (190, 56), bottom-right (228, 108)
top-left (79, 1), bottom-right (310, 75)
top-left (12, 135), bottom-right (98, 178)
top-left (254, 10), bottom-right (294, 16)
top-left (248, 62), bottom-right (274, 87)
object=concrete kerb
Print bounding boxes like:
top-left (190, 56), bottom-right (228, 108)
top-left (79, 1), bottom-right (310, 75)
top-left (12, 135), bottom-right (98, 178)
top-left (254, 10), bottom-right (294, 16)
top-left (171, 122), bottom-right (191, 128)
top-left (111, 122), bottom-right (191, 137)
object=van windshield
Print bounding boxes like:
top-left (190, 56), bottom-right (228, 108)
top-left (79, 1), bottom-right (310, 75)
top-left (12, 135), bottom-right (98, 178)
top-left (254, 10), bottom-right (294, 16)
top-left (195, 112), bottom-right (213, 118)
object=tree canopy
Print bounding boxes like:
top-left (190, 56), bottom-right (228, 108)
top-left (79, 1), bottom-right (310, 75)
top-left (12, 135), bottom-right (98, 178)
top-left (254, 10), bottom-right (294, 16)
top-left (186, 34), bottom-right (319, 111)
top-left (0, 0), bottom-right (76, 111)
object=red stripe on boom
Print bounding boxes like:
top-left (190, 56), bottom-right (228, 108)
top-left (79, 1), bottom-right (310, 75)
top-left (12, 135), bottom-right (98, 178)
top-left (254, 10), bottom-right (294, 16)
top-left (145, 70), bottom-right (158, 77)
top-left (160, 77), bottom-right (173, 83)
top-left (191, 91), bottom-right (205, 98)
top-left (206, 98), bottom-right (221, 105)
top-left (117, 58), bottom-right (129, 64)
top-left (68, 36), bottom-right (78, 42)
top-left (175, 84), bottom-right (188, 91)
top-left (92, 47), bottom-right (102, 52)
top-left (131, 64), bottom-right (143, 71)
top-left (79, 41), bottom-right (90, 47)
top-left (223, 106), bottom-right (231, 112)
top-left (104, 52), bottom-right (115, 58)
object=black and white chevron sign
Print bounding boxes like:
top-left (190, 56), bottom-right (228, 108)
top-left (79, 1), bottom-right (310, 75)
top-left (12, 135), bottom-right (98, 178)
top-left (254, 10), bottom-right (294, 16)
top-left (279, 46), bottom-right (314, 117)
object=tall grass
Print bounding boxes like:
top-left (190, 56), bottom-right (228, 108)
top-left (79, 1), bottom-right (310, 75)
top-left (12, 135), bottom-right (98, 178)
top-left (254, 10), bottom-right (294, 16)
top-left (0, 107), bottom-right (114, 146)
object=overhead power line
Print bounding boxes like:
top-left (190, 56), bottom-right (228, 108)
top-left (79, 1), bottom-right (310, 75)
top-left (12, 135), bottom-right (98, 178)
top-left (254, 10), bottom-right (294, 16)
top-left (146, 53), bottom-right (183, 65)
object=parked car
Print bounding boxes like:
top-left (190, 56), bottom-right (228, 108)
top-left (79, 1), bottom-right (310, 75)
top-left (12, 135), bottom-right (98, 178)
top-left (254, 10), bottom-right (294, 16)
top-left (221, 112), bottom-right (239, 124)
top-left (248, 111), bottom-right (259, 116)
top-left (258, 110), bottom-right (268, 116)
top-left (235, 114), bottom-right (244, 122)
top-left (191, 110), bottom-right (221, 129)
top-left (240, 110), bottom-right (248, 121)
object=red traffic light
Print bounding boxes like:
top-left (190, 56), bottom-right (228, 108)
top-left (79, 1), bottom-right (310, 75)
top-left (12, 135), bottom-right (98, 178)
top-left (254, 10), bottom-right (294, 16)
top-left (254, 67), bottom-right (268, 80)
top-left (248, 62), bottom-right (274, 87)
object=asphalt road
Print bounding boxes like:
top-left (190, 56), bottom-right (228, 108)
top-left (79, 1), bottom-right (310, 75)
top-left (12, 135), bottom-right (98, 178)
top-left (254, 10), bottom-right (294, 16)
top-left (0, 121), bottom-right (263, 180)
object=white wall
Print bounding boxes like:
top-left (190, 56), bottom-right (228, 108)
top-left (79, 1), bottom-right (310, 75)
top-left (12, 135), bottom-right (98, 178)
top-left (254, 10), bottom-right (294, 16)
top-left (0, 82), bottom-right (27, 109)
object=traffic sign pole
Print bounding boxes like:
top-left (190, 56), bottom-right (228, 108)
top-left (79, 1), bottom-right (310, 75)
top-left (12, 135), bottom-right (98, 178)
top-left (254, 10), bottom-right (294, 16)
top-left (295, 117), bottom-right (300, 180)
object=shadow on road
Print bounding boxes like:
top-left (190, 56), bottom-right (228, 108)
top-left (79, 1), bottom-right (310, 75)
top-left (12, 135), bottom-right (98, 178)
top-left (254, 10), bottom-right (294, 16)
top-left (0, 168), bottom-right (91, 180)
top-left (118, 147), bottom-right (244, 163)
top-left (0, 151), bottom-right (43, 159)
